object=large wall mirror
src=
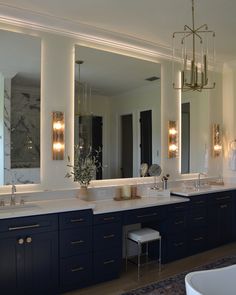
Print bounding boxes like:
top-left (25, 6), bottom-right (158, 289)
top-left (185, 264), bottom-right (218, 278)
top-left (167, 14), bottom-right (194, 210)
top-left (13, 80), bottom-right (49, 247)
top-left (181, 90), bottom-right (209, 174)
top-left (0, 29), bottom-right (41, 185)
top-left (74, 45), bottom-right (161, 179)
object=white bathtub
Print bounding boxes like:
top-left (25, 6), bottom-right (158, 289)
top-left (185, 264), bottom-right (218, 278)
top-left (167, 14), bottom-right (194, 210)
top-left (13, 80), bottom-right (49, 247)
top-left (185, 264), bottom-right (236, 295)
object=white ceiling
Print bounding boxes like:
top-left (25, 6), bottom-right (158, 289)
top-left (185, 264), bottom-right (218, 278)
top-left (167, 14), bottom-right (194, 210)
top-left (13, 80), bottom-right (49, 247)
top-left (0, 0), bottom-right (236, 62)
top-left (75, 46), bottom-right (161, 96)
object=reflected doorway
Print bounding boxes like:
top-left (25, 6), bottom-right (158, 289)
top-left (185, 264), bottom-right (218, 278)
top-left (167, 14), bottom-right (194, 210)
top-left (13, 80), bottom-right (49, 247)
top-left (121, 114), bottom-right (133, 178)
top-left (140, 110), bottom-right (152, 167)
top-left (181, 102), bottom-right (190, 174)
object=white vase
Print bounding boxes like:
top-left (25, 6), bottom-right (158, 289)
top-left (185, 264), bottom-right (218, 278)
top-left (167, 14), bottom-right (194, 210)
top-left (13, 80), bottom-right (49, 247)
top-left (78, 185), bottom-right (88, 200)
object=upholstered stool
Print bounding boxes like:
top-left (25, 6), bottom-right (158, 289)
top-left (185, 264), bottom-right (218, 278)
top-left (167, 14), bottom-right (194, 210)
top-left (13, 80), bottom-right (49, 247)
top-left (125, 227), bottom-right (161, 279)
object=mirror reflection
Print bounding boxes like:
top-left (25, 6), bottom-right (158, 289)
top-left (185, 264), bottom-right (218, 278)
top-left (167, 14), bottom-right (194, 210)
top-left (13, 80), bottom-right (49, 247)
top-left (0, 29), bottom-right (41, 185)
top-left (181, 90), bottom-right (209, 174)
top-left (74, 46), bottom-right (161, 179)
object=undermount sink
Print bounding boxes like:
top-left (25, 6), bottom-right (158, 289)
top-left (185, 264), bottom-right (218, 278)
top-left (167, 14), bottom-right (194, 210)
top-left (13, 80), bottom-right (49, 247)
top-left (172, 184), bottom-right (223, 196)
top-left (0, 203), bottom-right (40, 211)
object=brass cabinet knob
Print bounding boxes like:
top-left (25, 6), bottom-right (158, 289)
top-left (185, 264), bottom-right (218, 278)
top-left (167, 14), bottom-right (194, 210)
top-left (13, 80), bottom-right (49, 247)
top-left (26, 237), bottom-right (32, 244)
top-left (18, 238), bottom-right (24, 245)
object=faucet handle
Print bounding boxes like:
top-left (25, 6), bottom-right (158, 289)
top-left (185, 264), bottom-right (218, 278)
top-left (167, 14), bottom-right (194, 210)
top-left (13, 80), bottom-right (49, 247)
top-left (20, 198), bottom-right (25, 206)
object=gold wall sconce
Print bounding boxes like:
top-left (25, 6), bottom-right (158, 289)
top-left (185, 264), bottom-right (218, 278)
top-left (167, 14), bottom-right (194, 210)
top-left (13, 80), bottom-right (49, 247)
top-left (212, 123), bottom-right (222, 157)
top-left (52, 111), bottom-right (65, 160)
top-left (168, 120), bottom-right (178, 158)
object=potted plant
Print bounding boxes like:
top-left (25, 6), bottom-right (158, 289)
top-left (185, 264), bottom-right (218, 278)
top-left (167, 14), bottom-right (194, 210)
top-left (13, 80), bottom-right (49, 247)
top-left (65, 145), bottom-right (101, 199)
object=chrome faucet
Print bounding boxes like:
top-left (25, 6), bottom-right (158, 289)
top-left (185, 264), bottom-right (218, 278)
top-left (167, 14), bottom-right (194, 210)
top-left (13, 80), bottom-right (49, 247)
top-left (196, 173), bottom-right (207, 188)
top-left (10, 183), bottom-right (16, 206)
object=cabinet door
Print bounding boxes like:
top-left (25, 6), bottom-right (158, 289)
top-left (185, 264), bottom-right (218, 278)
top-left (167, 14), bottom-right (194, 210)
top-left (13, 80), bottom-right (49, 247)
top-left (24, 231), bottom-right (59, 295)
top-left (0, 236), bottom-right (24, 295)
top-left (208, 199), bottom-right (233, 248)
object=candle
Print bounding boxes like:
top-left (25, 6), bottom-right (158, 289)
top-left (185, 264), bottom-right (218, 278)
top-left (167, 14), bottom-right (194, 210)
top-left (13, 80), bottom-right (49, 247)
top-left (122, 185), bottom-right (131, 199)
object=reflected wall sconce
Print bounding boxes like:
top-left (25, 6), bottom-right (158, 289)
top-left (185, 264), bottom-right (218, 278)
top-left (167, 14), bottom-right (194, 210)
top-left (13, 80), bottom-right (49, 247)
top-left (212, 123), bottom-right (222, 157)
top-left (52, 111), bottom-right (65, 160)
top-left (168, 120), bottom-right (178, 158)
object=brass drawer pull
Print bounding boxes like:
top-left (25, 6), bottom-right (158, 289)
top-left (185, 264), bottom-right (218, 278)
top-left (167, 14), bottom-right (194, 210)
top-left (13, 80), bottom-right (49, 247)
top-left (137, 213), bottom-right (157, 218)
top-left (195, 201), bottom-right (205, 204)
top-left (104, 259), bottom-right (115, 265)
top-left (70, 218), bottom-right (84, 223)
top-left (104, 234), bottom-right (115, 239)
top-left (175, 220), bottom-right (184, 225)
top-left (71, 240), bottom-right (84, 245)
top-left (174, 242), bottom-right (184, 247)
top-left (194, 237), bottom-right (204, 241)
top-left (71, 267), bottom-right (84, 272)
top-left (194, 217), bottom-right (204, 221)
top-left (9, 224), bottom-right (40, 231)
top-left (103, 217), bottom-right (115, 221)
top-left (216, 196), bottom-right (230, 201)
top-left (174, 206), bottom-right (185, 209)
top-left (220, 204), bottom-right (228, 209)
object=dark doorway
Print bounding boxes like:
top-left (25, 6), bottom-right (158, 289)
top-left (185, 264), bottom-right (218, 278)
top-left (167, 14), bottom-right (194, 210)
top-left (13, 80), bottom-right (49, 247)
top-left (140, 110), bottom-right (152, 167)
top-left (181, 102), bottom-right (190, 174)
top-left (121, 114), bottom-right (133, 178)
top-left (92, 116), bottom-right (103, 179)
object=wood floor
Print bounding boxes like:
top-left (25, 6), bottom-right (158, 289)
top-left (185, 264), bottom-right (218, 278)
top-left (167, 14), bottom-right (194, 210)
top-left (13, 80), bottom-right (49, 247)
top-left (65, 242), bottom-right (236, 295)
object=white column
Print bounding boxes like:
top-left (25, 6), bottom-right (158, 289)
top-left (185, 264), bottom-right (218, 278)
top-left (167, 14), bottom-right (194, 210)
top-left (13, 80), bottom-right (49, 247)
top-left (161, 60), bottom-right (181, 179)
top-left (41, 34), bottom-right (75, 189)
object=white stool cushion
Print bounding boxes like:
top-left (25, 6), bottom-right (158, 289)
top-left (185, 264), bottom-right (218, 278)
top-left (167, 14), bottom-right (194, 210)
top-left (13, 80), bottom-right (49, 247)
top-left (128, 228), bottom-right (161, 243)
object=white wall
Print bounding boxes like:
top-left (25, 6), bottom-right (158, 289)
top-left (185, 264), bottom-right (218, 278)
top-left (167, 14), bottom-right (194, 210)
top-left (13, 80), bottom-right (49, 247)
top-left (110, 83), bottom-right (161, 178)
top-left (182, 91), bottom-right (210, 174)
top-left (223, 62), bottom-right (236, 181)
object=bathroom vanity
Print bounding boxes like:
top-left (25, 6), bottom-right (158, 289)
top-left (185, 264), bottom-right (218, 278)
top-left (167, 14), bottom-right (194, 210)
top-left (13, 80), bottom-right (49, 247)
top-left (0, 186), bottom-right (235, 294)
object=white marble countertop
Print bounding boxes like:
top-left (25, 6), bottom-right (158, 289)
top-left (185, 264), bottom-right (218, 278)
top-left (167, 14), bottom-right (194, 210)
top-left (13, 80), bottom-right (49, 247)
top-left (0, 195), bottom-right (188, 219)
top-left (171, 184), bottom-right (236, 197)
top-left (91, 196), bottom-right (189, 214)
top-left (0, 198), bottom-right (95, 220)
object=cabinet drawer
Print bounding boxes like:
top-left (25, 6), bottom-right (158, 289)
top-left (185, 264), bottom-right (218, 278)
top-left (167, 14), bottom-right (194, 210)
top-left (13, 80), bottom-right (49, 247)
top-left (190, 195), bottom-right (207, 207)
top-left (168, 202), bottom-right (188, 212)
top-left (60, 254), bottom-right (92, 291)
top-left (190, 208), bottom-right (207, 227)
top-left (59, 210), bottom-right (92, 230)
top-left (189, 229), bottom-right (207, 254)
top-left (60, 227), bottom-right (92, 257)
top-left (93, 249), bottom-right (121, 283)
top-left (0, 214), bottom-right (58, 234)
top-left (93, 223), bottom-right (122, 250)
top-left (166, 234), bottom-right (187, 261)
top-left (93, 212), bottom-right (122, 225)
top-left (166, 212), bottom-right (187, 233)
top-left (209, 192), bottom-right (232, 203)
top-left (124, 206), bottom-right (164, 225)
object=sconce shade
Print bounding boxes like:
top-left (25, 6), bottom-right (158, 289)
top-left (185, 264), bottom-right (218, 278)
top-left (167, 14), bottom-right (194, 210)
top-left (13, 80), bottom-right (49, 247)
top-left (52, 111), bottom-right (64, 160)
top-left (212, 123), bottom-right (222, 157)
top-left (168, 121), bottom-right (178, 158)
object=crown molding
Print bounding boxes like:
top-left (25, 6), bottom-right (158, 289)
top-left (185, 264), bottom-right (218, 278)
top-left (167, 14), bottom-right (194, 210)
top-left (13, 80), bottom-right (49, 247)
top-left (0, 3), bottom-right (173, 61)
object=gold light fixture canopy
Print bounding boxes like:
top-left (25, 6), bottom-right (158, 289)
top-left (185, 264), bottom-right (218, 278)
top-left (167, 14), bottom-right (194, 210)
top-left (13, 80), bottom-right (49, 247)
top-left (172, 0), bottom-right (216, 91)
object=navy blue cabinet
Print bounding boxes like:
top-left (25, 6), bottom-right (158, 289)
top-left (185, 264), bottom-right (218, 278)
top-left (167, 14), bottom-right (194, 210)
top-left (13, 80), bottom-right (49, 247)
top-left (188, 195), bottom-right (208, 255)
top-left (59, 209), bottom-right (93, 292)
top-left (208, 191), bottom-right (233, 248)
top-left (93, 212), bottom-right (122, 283)
top-left (0, 214), bottom-right (58, 295)
top-left (161, 203), bottom-right (188, 263)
